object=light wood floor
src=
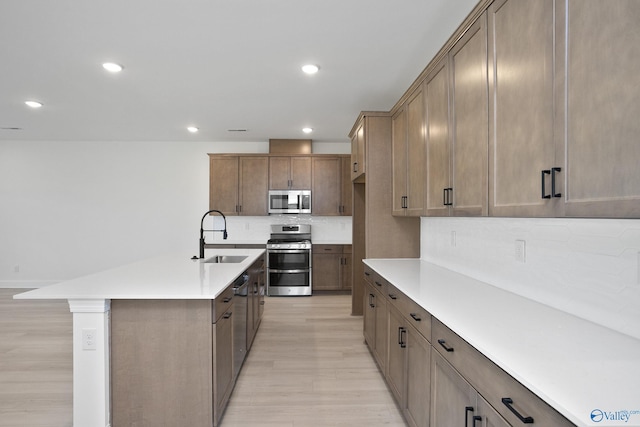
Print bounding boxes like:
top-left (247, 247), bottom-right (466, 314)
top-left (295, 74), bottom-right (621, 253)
top-left (222, 294), bottom-right (405, 427)
top-left (0, 289), bottom-right (73, 427)
top-left (0, 290), bottom-right (404, 427)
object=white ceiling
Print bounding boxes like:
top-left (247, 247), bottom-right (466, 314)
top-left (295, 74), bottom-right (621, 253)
top-left (0, 0), bottom-right (478, 143)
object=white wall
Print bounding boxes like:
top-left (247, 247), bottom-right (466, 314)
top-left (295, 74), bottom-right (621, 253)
top-left (421, 217), bottom-right (640, 339)
top-left (0, 140), bottom-right (350, 288)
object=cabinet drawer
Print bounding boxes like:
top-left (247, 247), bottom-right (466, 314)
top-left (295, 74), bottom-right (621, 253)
top-left (385, 283), bottom-right (409, 314)
top-left (404, 299), bottom-right (431, 343)
top-left (364, 267), bottom-right (387, 295)
top-left (432, 318), bottom-right (574, 427)
top-left (212, 285), bottom-right (234, 323)
top-left (313, 245), bottom-right (343, 254)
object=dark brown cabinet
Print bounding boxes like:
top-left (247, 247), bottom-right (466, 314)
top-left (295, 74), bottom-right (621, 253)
top-left (209, 155), bottom-right (269, 216)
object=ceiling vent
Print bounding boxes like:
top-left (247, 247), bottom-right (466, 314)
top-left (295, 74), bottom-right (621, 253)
top-left (269, 139), bottom-right (312, 154)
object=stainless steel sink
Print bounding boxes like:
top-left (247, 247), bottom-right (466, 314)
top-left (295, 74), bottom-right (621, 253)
top-left (203, 255), bottom-right (248, 264)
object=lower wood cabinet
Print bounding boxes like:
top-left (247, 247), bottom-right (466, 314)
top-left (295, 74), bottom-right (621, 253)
top-left (363, 266), bottom-right (576, 427)
top-left (212, 301), bottom-right (234, 425)
top-left (312, 245), bottom-right (352, 291)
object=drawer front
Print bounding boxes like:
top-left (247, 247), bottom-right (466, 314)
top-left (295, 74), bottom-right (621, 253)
top-left (213, 285), bottom-right (234, 323)
top-left (404, 299), bottom-right (431, 343)
top-left (313, 245), bottom-right (342, 254)
top-left (385, 283), bottom-right (409, 314)
top-left (364, 267), bottom-right (387, 295)
top-left (432, 318), bottom-right (574, 427)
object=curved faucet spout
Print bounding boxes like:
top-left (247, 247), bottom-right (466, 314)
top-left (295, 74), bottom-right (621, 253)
top-left (199, 209), bottom-right (228, 258)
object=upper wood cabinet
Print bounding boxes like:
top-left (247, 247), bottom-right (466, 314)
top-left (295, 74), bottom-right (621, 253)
top-left (268, 156), bottom-right (311, 190)
top-left (448, 13), bottom-right (488, 217)
top-left (209, 155), bottom-right (269, 216)
top-left (351, 119), bottom-right (366, 182)
top-left (312, 156), bottom-right (351, 215)
top-left (340, 156), bottom-right (353, 216)
top-left (392, 87), bottom-right (426, 217)
top-left (424, 14), bottom-right (488, 217)
top-left (558, 0), bottom-right (640, 218)
top-left (488, 0), bottom-right (557, 217)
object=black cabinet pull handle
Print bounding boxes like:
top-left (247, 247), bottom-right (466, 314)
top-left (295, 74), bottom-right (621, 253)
top-left (223, 311), bottom-right (232, 319)
top-left (353, 162), bottom-right (358, 173)
top-left (388, 294), bottom-right (397, 300)
top-left (410, 313), bottom-right (421, 322)
top-left (541, 170), bottom-right (551, 199)
top-left (473, 416), bottom-right (482, 427)
top-left (375, 281), bottom-right (382, 287)
top-left (552, 167), bottom-right (562, 197)
top-left (465, 406), bottom-right (474, 427)
top-left (445, 188), bottom-right (454, 206)
top-left (223, 297), bottom-right (232, 303)
top-left (364, 271), bottom-right (371, 276)
top-left (437, 339), bottom-right (454, 352)
top-left (502, 398), bottom-right (534, 424)
top-left (398, 327), bottom-right (406, 348)
top-left (369, 293), bottom-right (375, 308)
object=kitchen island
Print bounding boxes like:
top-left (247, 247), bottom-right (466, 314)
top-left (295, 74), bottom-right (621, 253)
top-left (363, 258), bottom-right (640, 427)
top-left (14, 248), bottom-right (265, 427)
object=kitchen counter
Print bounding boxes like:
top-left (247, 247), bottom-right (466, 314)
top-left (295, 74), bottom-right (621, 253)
top-left (364, 258), bottom-right (640, 427)
top-left (14, 248), bottom-right (265, 427)
top-left (15, 248), bottom-right (265, 300)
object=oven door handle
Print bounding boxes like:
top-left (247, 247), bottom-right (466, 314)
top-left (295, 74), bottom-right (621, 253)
top-left (268, 268), bottom-right (310, 274)
top-left (267, 249), bottom-right (311, 254)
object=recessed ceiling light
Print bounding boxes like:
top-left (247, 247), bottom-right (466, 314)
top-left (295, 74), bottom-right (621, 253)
top-left (25, 100), bottom-right (43, 108)
top-left (102, 62), bottom-right (124, 73)
top-left (302, 127), bottom-right (313, 134)
top-left (187, 126), bottom-right (199, 133)
top-left (301, 64), bottom-right (319, 75)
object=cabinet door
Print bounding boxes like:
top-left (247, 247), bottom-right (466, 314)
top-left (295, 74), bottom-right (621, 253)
top-left (268, 156), bottom-right (291, 189)
top-left (392, 107), bottom-right (408, 216)
top-left (312, 157), bottom-right (342, 215)
top-left (312, 252), bottom-right (341, 290)
top-left (213, 307), bottom-right (234, 425)
top-left (373, 287), bottom-right (387, 370)
top-left (290, 156), bottom-right (312, 189)
top-left (450, 13), bottom-right (488, 217)
top-left (363, 282), bottom-right (377, 350)
top-left (425, 57), bottom-right (451, 217)
top-left (340, 156), bottom-right (353, 215)
top-left (488, 0), bottom-right (557, 217)
top-left (210, 156), bottom-right (240, 215)
top-left (239, 156), bottom-right (269, 216)
top-left (431, 349), bottom-right (477, 427)
top-left (561, 0), bottom-right (640, 217)
top-left (406, 87), bottom-right (426, 216)
top-left (351, 120), bottom-right (366, 182)
top-left (340, 249), bottom-right (352, 290)
top-left (386, 306), bottom-right (406, 406)
top-left (404, 324), bottom-right (431, 427)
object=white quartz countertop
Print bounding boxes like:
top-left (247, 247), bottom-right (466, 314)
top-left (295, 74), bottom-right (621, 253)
top-left (15, 249), bottom-right (265, 300)
top-left (364, 258), bottom-right (640, 427)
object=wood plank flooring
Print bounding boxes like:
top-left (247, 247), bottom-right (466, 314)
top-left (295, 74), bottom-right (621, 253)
top-left (222, 294), bottom-right (406, 427)
top-left (0, 289), bottom-right (73, 427)
top-left (0, 290), bottom-right (404, 427)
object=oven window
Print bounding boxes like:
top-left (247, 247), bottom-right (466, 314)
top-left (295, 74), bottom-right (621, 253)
top-left (268, 271), bottom-right (310, 288)
top-left (267, 251), bottom-right (310, 270)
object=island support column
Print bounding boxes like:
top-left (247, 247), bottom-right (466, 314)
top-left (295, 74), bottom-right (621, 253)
top-left (68, 299), bottom-right (111, 427)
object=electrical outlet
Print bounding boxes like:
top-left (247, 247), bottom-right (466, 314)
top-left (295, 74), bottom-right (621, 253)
top-left (515, 240), bottom-right (526, 263)
top-left (451, 231), bottom-right (457, 247)
top-left (82, 328), bottom-right (97, 351)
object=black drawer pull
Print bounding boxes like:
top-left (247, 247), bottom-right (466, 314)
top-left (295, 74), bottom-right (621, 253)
top-left (388, 293), bottom-right (397, 300)
top-left (223, 297), bottom-right (232, 303)
top-left (502, 398), bottom-right (534, 424)
top-left (465, 406), bottom-right (474, 427)
top-left (552, 167), bottom-right (562, 197)
top-left (398, 327), bottom-right (406, 348)
top-left (437, 339), bottom-right (454, 352)
top-left (409, 313), bottom-right (421, 322)
top-left (223, 311), bottom-right (232, 319)
top-left (473, 415), bottom-right (482, 427)
top-left (375, 281), bottom-right (382, 287)
top-left (364, 271), bottom-right (371, 276)
top-left (541, 169), bottom-right (551, 199)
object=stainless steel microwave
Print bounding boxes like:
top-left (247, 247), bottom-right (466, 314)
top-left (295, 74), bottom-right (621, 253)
top-left (268, 190), bottom-right (311, 214)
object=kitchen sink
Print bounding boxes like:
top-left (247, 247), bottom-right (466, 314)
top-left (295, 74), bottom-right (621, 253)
top-left (203, 255), bottom-right (248, 264)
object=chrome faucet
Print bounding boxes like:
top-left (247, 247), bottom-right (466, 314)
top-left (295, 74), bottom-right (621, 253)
top-left (199, 209), bottom-right (228, 258)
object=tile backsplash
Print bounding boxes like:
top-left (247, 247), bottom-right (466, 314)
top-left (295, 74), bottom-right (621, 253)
top-left (421, 217), bottom-right (640, 340)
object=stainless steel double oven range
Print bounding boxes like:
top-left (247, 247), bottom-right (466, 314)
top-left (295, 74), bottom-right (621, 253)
top-left (266, 224), bottom-right (312, 296)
